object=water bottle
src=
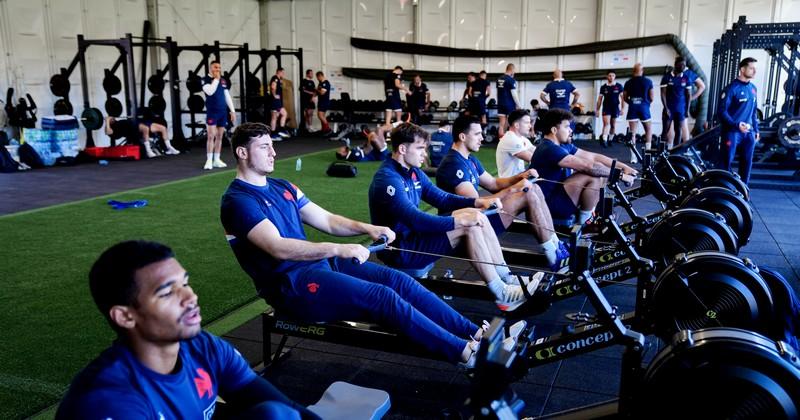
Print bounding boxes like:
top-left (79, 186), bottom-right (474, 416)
top-left (295, 157), bottom-right (302, 171)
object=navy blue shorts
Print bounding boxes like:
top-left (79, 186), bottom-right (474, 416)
top-left (602, 107), bottom-right (620, 118)
top-left (301, 98), bottom-right (315, 110)
top-left (488, 212), bottom-right (507, 236)
top-left (497, 102), bottom-right (515, 116)
top-left (468, 101), bottom-right (487, 116)
top-left (385, 95), bottom-right (402, 112)
top-left (544, 184), bottom-right (578, 220)
top-left (318, 101), bottom-right (330, 112)
top-left (270, 98), bottom-right (284, 111)
top-left (206, 111), bottom-right (227, 127)
top-left (666, 108), bottom-right (686, 122)
top-left (626, 105), bottom-right (651, 122)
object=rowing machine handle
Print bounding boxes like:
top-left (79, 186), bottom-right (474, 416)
top-left (483, 204), bottom-right (499, 216)
top-left (522, 175), bottom-right (539, 192)
top-left (354, 235), bottom-right (389, 263)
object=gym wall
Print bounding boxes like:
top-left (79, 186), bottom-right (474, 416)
top-left (0, 0), bottom-right (260, 147)
top-left (264, 0), bottom-right (798, 132)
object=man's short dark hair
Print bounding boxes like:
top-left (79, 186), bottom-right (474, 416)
top-left (479, 70), bottom-right (487, 76)
top-left (231, 122), bottom-right (271, 161)
top-left (316, 71), bottom-right (324, 77)
top-left (394, 65), bottom-right (404, 71)
top-left (739, 57), bottom-right (757, 69)
top-left (439, 119), bottom-right (450, 127)
top-left (277, 67), bottom-right (285, 72)
top-left (540, 109), bottom-right (574, 135)
top-left (452, 115), bottom-right (480, 142)
top-left (210, 60), bottom-right (220, 66)
top-left (390, 122), bottom-right (429, 152)
top-left (306, 68), bottom-right (313, 74)
top-left (530, 99), bottom-right (539, 107)
top-left (508, 109), bottom-right (531, 126)
top-left (674, 56), bottom-right (685, 64)
top-left (89, 241), bottom-right (174, 334)
top-left (468, 72), bottom-right (477, 78)
top-left (607, 69), bottom-right (616, 75)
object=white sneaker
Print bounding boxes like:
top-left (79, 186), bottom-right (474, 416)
top-left (165, 146), bottom-right (180, 155)
top-left (278, 130), bottom-right (290, 138)
top-left (502, 335), bottom-right (519, 352)
top-left (504, 271), bottom-right (545, 287)
top-left (507, 320), bottom-right (527, 341)
top-left (495, 281), bottom-right (537, 312)
top-left (630, 150), bottom-right (638, 164)
top-left (146, 149), bottom-right (157, 158)
top-left (212, 159), bottom-right (227, 168)
top-left (271, 135), bottom-right (284, 142)
top-left (203, 160), bottom-right (213, 170)
top-left (460, 340), bottom-right (480, 369)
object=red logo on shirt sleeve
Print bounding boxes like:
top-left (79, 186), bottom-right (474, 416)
top-left (194, 368), bottom-right (213, 399)
top-left (411, 172), bottom-right (418, 181)
top-left (283, 189), bottom-right (294, 201)
top-left (307, 282), bottom-right (320, 293)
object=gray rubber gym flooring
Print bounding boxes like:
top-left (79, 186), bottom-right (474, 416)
top-left (4, 135), bottom-right (798, 418)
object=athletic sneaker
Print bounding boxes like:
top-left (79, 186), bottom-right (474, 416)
top-left (630, 150), bottom-right (638, 164)
top-left (507, 320), bottom-right (527, 341)
top-left (203, 159), bottom-right (213, 170)
top-left (278, 130), bottom-right (291, 138)
top-left (271, 135), bottom-right (284, 142)
top-left (212, 159), bottom-right (227, 168)
top-left (495, 280), bottom-right (539, 312)
top-left (550, 252), bottom-right (570, 273)
top-left (504, 271), bottom-right (545, 287)
top-left (146, 148), bottom-right (157, 158)
top-left (165, 146), bottom-right (180, 155)
top-left (459, 340), bottom-right (480, 369)
top-left (557, 241), bottom-right (571, 260)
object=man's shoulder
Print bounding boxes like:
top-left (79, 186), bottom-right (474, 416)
top-left (65, 344), bottom-right (136, 398)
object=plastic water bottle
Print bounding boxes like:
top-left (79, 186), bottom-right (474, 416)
top-left (295, 158), bottom-right (302, 171)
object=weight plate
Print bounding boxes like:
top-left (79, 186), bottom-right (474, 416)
top-left (105, 97), bottom-right (123, 118)
top-left (148, 96), bottom-right (167, 115)
top-left (187, 95), bottom-right (205, 113)
top-left (102, 71), bottom-right (122, 95)
top-left (49, 74), bottom-right (70, 97)
top-left (81, 107), bottom-right (104, 130)
top-left (147, 74), bottom-right (165, 94)
top-left (778, 116), bottom-right (800, 149)
top-left (186, 73), bottom-right (203, 93)
top-left (53, 98), bottom-right (73, 116)
top-left (767, 112), bottom-right (789, 128)
top-left (246, 73), bottom-right (261, 95)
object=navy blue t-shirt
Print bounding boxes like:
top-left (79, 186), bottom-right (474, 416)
top-left (368, 159), bottom-right (475, 240)
top-left (221, 178), bottom-right (329, 299)
top-left (384, 72), bottom-right (401, 98)
top-left (599, 82), bottom-right (623, 112)
top-left (496, 74), bottom-right (517, 107)
top-left (470, 78), bottom-right (490, 104)
top-left (408, 82), bottom-right (428, 108)
top-left (56, 331), bottom-right (255, 419)
top-left (623, 76), bottom-right (654, 106)
top-left (718, 79), bottom-right (760, 134)
top-left (543, 80), bottom-right (576, 110)
top-left (428, 130), bottom-right (453, 167)
top-left (660, 69), bottom-right (697, 111)
top-left (300, 78), bottom-right (316, 102)
top-left (317, 79), bottom-right (331, 106)
top-left (436, 149), bottom-right (485, 195)
top-left (531, 139), bottom-right (579, 196)
top-left (202, 76), bottom-right (229, 113)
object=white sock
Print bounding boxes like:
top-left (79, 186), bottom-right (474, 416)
top-left (541, 239), bottom-right (557, 265)
top-left (578, 209), bottom-right (593, 225)
top-left (495, 265), bottom-right (511, 281)
top-left (206, 153), bottom-right (213, 162)
top-left (213, 152), bottom-right (220, 161)
top-left (550, 233), bottom-right (560, 247)
top-left (487, 278), bottom-right (505, 299)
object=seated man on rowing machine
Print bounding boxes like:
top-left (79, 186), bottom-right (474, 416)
top-left (368, 122), bottom-right (541, 312)
top-left (531, 109), bottom-right (637, 225)
top-left (221, 122), bottom-right (489, 366)
top-left (335, 123), bottom-right (391, 162)
top-left (435, 114), bottom-right (569, 272)
top-left (56, 240), bottom-right (317, 419)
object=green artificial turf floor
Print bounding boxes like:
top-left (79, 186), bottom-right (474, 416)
top-left (0, 145), bottom-right (498, 419)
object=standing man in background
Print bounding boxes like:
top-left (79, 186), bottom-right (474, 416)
top-left (496, 63), bottom-right (520, 138)
top-left (300, 69), bottom-right (317, 135)
top-left (315, 71), bottom-right (333, 137)
top-left (596, 70), bottom-right (624, 149)
top-left (407, 74), bottom-right (430, 125)
top-left (468, 70), bottom-right (491, 129)
top-left (269, 68), bottom-right (291, 141)
top-left (384, 66), bottom-right (406, 125)
top-left (661, 56), bottom-right (705, 147)
top-left (717, 57), bottom-right (760, 184)
top-left (541, 69), bottom-right (580, 112)
top-left (623, 63), bottom-right (655, 158)
top-left (202, 60), bottom-right (236, 170)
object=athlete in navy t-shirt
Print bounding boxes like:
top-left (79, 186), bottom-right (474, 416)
top-left (56, 240), bottom-right (316, 419)
top-left (202, 61), bottom-right (236, 170)
top-left (269, 68), bottom-right (291, 141)
top-left (717, 57), bottom-right (760, 184)
top-left (541, 69), bottom-right (580, 112)
top-left (496, 63), bottom-right (520, 138)
top-left (368, 123), bottom-right (540, 312)
top-left (623, 63), bottom-right (655, 156)
top-left (315, 71), bottom-right (333, 135)
top-left (531, 109), bottom-right (637, 223)
top-left (300, 69), bottom-right (317, 133)
top-left (468, 71), bottom-right (491, 126)
top-left (435, 115), bottom-right (569, 272)
top-left (596, 70), bottom-right (623, 148)
top-left (384, 66), bottom-right (406, 125)
top-left (407, 74), bottom-right (430, 125)
top-left (221, 122), bottom-right (487, 364)
top-left (660, 56), bottom-right (705, 147)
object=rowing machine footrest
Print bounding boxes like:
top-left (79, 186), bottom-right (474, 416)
top-left (396, 263), bottom-right (435, 279)
top-left (308, 381), bottom-right (391, 420)
top-left (553, 215), bottom-right (576, 228)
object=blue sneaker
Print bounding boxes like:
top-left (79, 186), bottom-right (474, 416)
top-left (557, 241), bottom-right (571, 259)
top-left (550, 246), bottom-right (570, 273)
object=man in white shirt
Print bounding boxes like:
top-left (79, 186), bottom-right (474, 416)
top-left (496, 109), bottom-right (535, 178)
